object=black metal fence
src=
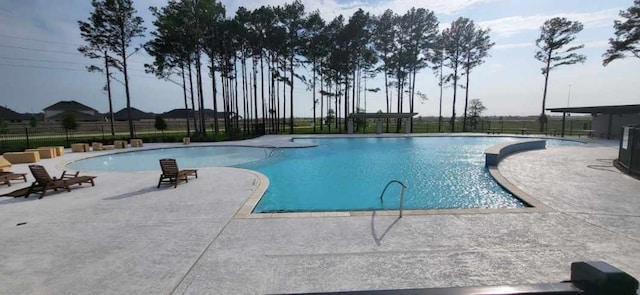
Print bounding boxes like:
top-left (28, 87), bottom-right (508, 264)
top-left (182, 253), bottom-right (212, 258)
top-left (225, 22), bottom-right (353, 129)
top-left (619, 125), bottom-right (640, 176)
top-left (0, 123), bottom-right (262, 154)
top-left (1, 118), bottom-right (592, 154)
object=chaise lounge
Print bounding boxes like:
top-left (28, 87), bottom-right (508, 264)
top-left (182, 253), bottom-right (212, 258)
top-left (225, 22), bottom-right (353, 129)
top-left (0, 171), bottom-right (28, 186)
top-left (27, 165), bottom-right (96, 199)
top-left (157, 159), bottom-right (198, 188)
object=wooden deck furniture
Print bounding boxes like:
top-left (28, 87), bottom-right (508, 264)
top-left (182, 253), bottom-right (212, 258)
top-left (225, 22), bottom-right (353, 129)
top-left (25, 147), bottom-right (56, 159)
top-left (0, 156), bottom-right (11, 172)
top-left (45, 146), bottom-right (65, 157)
top-left (0, 172), bottom-right (27, 186)
top-left (3, 151), bottom-right (40, 164)
top-left (130, 139), bottom-right (143, 147)
top-left (27, 165), bottom-right (96, 199)
top-left (1, 187), bottom-right (32, 198)
top-left (71, 143), bottom-right (90, 152)
top-left (183, 137), bottom-right (191, 145)
top-left (103, 145), bottom-right (115, 150)
top-left (92, 142), bottom-right (104, 151)
top-left (157, 159), bottom-right (198, 188)
top-left (114, 140), bottom-right (127, 149)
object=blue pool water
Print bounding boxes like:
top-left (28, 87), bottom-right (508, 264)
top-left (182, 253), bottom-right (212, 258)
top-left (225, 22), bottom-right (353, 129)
top-left (243, 137), bottom-right (581, 212)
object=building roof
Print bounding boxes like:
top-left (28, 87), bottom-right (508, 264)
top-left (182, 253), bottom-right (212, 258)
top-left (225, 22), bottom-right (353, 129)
top-left (546, 104), bottom-right (640, 115)
top-left (113, 107), bottom-right (155, 121)
top-left (46, 110), bottom-right (105, 122)
top-left (0, 106), bottom-right (29, 121)
top-left (162, 108), bottom-right (193, 119)
top-left (44, 100), bottom-right (98, 113)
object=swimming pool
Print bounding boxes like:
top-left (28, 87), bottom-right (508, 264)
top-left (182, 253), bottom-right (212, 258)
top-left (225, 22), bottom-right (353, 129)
top-left (243, 137), bottom-right (581, 212)
top-left (67, 136), bottom-right (581, 212)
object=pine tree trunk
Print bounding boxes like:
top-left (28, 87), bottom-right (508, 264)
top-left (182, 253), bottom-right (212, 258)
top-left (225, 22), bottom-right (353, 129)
top-left (253, 58), bottom-right (258, 132)
top-left (195, 57), bottom-right (205, 134)
top-left (120, 39), bottom-right (134, 139)
top-left (438, 59), bottom-right (443, 132)
top-left (385, 68), bottom-right (389, 133)
top-left (212, 58), bottom-right (219, 136)
top-left (260, 54), bottom-right (266, 126)
top-left (451, 66), bottom-right (458, 133)
top-left (181, 64), bottom-right (190, 137)
top-left (104, 52), bottom-right (115, 136)
top-left (540, 51), bottom-right (552, 132)
top-left (463, 65), bottom-right (470, 132)
top-left (410, 68), bottom-right (417, 133)
top-left (312, 60), bottom-right (316, 133)
top-left (188, 62), bottom-right (198, 133)
top-left (289, 53), bottom-right (294, 134)
top-left (320, 63), bottom-right (324, 131)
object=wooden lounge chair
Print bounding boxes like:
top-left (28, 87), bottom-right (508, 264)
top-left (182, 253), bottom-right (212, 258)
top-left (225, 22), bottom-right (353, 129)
top-left (0, 171), bottom-right (28, 186)
top-left (157, 159), bottom-right (198, 188)
top-left (1, 187), bottom-right (32, 198)
top-left (27, 165), bottom-right (96, 199)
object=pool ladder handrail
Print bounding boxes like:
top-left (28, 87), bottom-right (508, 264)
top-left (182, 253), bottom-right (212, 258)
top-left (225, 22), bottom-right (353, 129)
top-left (379, 180), bottom-right (408, 217)
top-left (262, 145), bottom-right (282, 158)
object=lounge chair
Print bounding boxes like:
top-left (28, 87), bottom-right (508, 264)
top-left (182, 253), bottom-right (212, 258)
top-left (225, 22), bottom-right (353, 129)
top-left (27, 165), bottom-right (96, 199)
top-left (0, 171), bottom-right (28, 186)
top-left (1, 187), bottom-right (32, 198)
top-left (157, 159), bottom-right (198, 188)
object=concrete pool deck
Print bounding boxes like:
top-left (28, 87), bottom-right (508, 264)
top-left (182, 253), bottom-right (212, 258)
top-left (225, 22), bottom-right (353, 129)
top-left (1, 134), bottom-right (639, 294)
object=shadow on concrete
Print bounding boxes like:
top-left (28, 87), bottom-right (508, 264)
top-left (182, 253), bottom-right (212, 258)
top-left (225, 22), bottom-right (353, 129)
top-left (104, 186), bottom-right (159, 200)
top-left (0, 192), bottom-right (37, 205)
top-left (371, 211), bottom-right (401, 246)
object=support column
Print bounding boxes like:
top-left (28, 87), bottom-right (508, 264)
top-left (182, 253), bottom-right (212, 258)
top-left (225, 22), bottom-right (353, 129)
top-left (561, 112), bottom-right (566, 137)
top-left (376, 119), bottom-right (383, 134)
top-left (404, 118), bottom-right (411, 134)
top-left (607, 113), bottom-right (613, 140)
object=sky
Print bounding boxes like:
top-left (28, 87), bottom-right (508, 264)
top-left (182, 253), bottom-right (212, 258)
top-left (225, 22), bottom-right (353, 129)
top-left (0, 0), bottom-right (638, 118)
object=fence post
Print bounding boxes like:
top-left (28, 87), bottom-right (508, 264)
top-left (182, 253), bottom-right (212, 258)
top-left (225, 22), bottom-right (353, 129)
top-left (25, 128), bottom-right (30, 149)
top-left (65, 128), bottom-right (69, 147)
top-left (101, 125), bottom-right (105, 142)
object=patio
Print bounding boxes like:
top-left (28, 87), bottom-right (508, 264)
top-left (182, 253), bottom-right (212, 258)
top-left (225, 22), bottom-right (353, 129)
top-left (1, 135), bottom-right (639, 294)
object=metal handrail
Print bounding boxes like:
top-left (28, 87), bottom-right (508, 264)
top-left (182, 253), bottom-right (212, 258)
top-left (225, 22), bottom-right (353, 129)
top-left (262, 145), bottom-right (282, 158)
top-left (379, 180), bottom-right (408, 217)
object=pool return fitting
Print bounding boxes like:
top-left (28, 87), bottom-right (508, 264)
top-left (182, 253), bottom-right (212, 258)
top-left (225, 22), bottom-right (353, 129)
top-left (379, 180), bottom-right (408, 217)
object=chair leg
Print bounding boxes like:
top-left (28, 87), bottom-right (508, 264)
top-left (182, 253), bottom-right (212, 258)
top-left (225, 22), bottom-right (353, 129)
top-left (174, 178), bottom-right (178, 188)
top-left (25, 183), bottom-right (36, 198)
top-left (157, 177), bottom-right (162, 188)
top-left (39, 188), bottom-right (47, 199)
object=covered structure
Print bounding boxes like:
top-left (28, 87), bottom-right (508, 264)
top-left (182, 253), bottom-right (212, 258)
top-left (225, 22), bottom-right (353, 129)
top-left (347, 113), bottom-right (417, 134)
top-left (546, 104), bottom-right (640, 139)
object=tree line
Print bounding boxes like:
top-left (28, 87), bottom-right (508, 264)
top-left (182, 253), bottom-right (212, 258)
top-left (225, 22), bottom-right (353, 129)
top-left (78, 0), bottom-right (640, 138)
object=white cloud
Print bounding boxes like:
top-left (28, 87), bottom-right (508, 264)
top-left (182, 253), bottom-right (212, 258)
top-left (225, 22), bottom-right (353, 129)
top-left (494, 42), bottom-right (533, 50)
top-left (582, 40), bottom-right (609, 48)
top-left (480, 9), bottom-right (620, 37)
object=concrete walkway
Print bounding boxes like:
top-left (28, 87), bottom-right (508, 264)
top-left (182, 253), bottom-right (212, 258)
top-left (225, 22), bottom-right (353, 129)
top-left (1, 135), bottom-right (639, 294)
